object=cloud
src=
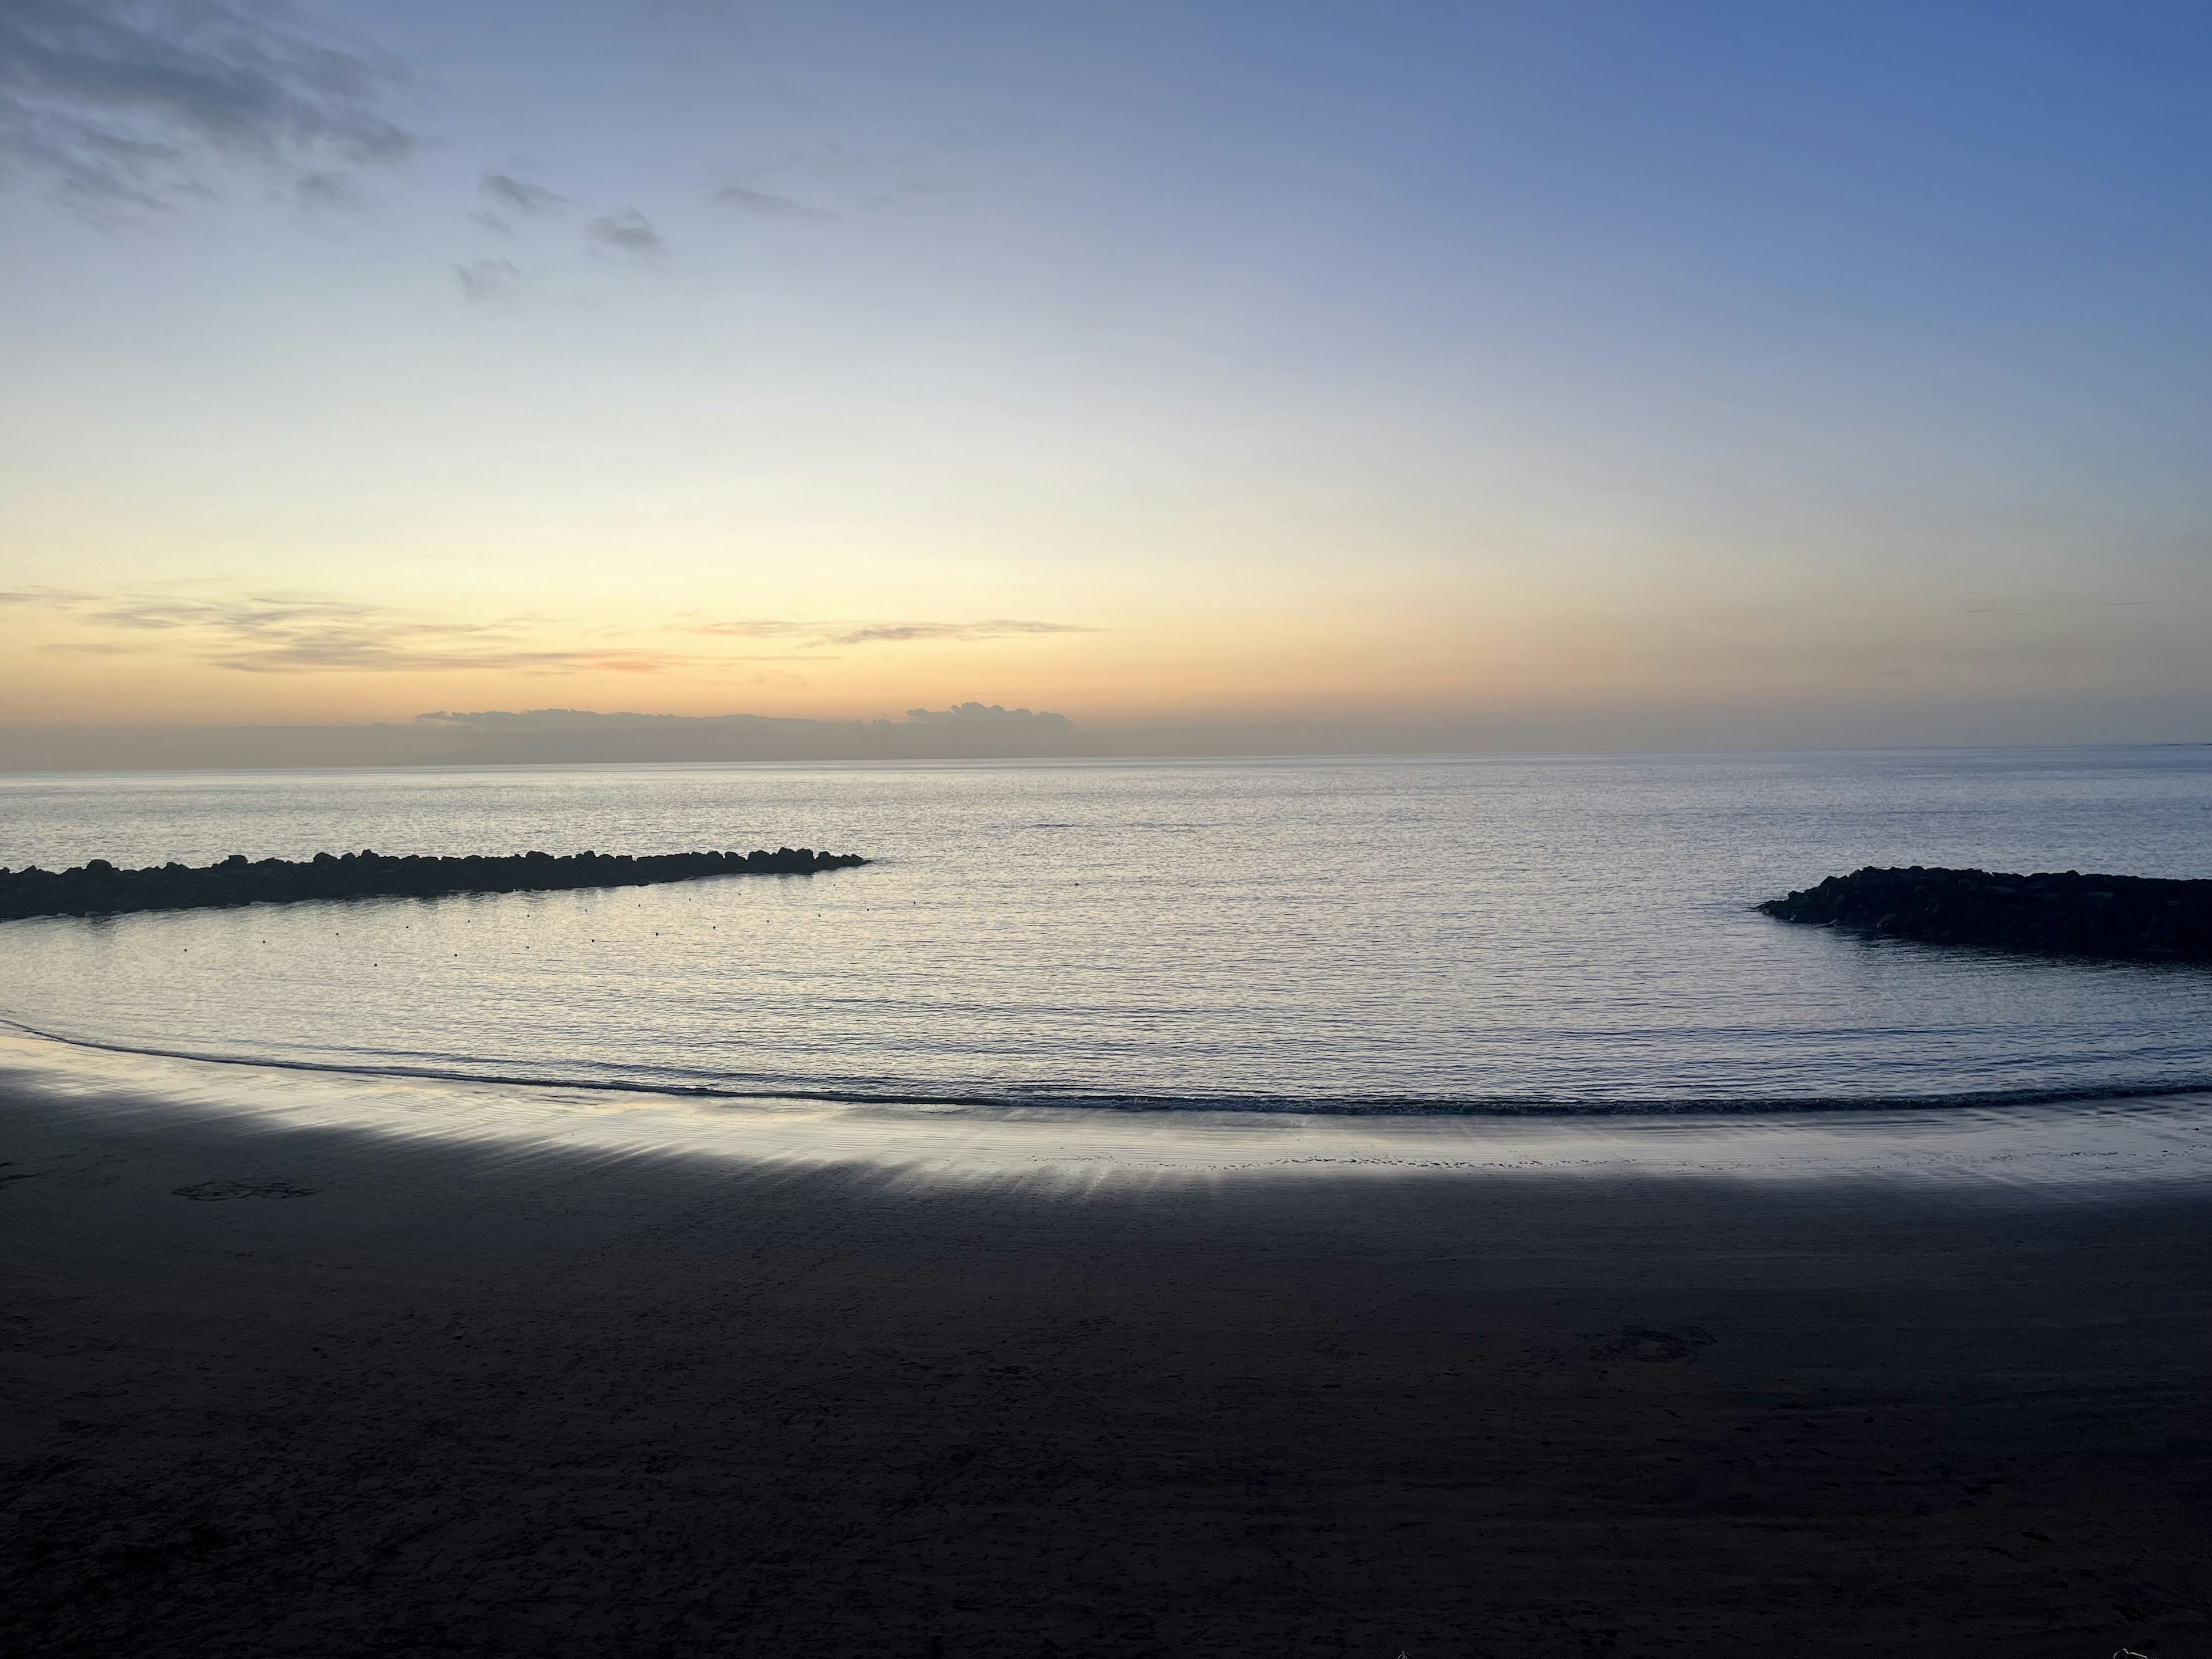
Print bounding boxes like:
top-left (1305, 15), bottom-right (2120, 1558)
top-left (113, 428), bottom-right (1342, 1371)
top-left (289, 165), bottom-right (357, 209)
top-left (712, 182), bottom-right (832, 221)
top-left (5, 588), bottom-right (702, 674)
top-left (479, 170), bottom-right (562, 215)
top-left (4, 586), bottom-right (910, 675)
top-left (715, 142), bottom-right (953, 218)
top-left (831, 620), bottom-right (1092, 646)
top-left (75, 592), bottom-right (555, 670)
top-left (685, 618), bottom-right (1096, 647)
top-left (586, 207), bottom-right (663, 256)
top-left (454, 256), bottom-right (518, 300)
top-left (415, 703), bottom-right (1077, 733)
top-left (904, 702), bottom-right (1073, 729)
top-left (0, 0), bottom-right (416, 210)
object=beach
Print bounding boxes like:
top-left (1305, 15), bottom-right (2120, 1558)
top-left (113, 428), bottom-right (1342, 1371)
top-left (4, 1055), bottom-right (2206, 1657)
top-left (7, 0), bottom-right (2209, 1641)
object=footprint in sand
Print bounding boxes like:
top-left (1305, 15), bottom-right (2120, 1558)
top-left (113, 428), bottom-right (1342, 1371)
top-left (1588, 1328), bottom-right (1717, 1364)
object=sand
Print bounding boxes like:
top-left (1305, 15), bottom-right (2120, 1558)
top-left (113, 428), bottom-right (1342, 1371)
top-left (2, 1068), bottom-right (2207, 1657)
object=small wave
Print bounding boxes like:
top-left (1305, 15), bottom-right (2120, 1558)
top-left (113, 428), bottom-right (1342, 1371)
top-left (6, 1016), bottom-right (2209, 1116)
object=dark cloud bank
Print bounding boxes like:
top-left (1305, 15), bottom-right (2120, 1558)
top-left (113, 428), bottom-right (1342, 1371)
top-left (9, 702), bottom-right (2210, 773)
top-left (0, 704), bottom-right (1633, 771)
top-left (0, 704), bottom-right (1093, 771)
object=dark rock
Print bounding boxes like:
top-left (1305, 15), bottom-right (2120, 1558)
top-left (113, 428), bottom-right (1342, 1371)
top-left (0, 846), bottom-right (869, 923)
top-left (1758, 866), bottom-right (2212, 960)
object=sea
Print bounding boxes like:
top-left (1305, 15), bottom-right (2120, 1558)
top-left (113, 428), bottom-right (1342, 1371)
top-left (4, 745), bottom-right (2211, 1122)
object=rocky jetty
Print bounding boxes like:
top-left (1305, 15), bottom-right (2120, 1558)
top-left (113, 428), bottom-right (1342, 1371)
top-left (1759, 865), bottom-right (2212, 960)
top-left (0, 846), bottom-right (867, 923)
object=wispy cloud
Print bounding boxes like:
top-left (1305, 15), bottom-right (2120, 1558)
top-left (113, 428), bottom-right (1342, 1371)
top-left (7, 589), bottom-right (1093, 673)
top-left (7, 588), bottom-right (693, 674)
top-left (686, 618), bottom-right (1097, 647)
top-left (479, 170), bottom-right (563, 215)
top-left (713, 141), bottom-right (957, 221)
top-left (831, 620), bottom-right (1089, 645)
top-left (0, 0), bottom-right (416, 210)
top-left (713, 182), bottom-right (832, 221)
top-left (454, 256), bottom-right (518, 301)
top-left (289, 166), bottom-right (359, 210)
top-left (586, 207), bottom-right (664, 256)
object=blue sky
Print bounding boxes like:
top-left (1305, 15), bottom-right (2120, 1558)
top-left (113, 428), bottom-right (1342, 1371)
top-left (3, 0), bottom-right (2208, 744)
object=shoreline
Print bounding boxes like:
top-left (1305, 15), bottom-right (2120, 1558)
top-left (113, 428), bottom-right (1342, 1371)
top-left (24, 1013), bottom-right (2212, 1116)
top-left (3, 1044), bottom-right (2207, 1655)
top-left (5, 1029), bottom-right (2212, 1194)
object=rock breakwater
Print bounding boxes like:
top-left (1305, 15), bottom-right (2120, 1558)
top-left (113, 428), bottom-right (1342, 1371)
top-left (1759, 865), bottom-right (2212, 960)
top-left (0, 847), bottom-right (868, 923)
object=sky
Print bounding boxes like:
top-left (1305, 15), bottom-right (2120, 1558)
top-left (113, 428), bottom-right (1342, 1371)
top-left (3, 0), bottom-right (2210, 750)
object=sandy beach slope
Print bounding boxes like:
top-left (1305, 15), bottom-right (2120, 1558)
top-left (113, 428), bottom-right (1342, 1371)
top-left (2, 1062), bottom-right (2207, 1657)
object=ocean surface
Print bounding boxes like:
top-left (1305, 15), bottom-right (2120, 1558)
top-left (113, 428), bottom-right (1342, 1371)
top-left (3, 747), bottom-right (2211, 1113)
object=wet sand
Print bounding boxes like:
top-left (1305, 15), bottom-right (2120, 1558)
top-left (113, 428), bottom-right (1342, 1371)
top-left (2, 1070), bottom-right (2207, 1657)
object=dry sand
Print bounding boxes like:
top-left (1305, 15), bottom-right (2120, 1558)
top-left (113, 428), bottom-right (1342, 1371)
top-left (2, 1069), bottom-right (2207, 1657)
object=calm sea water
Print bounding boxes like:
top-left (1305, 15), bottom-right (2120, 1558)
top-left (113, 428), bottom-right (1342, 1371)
top-left (3, 747), bottom-right (2210, 1112)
